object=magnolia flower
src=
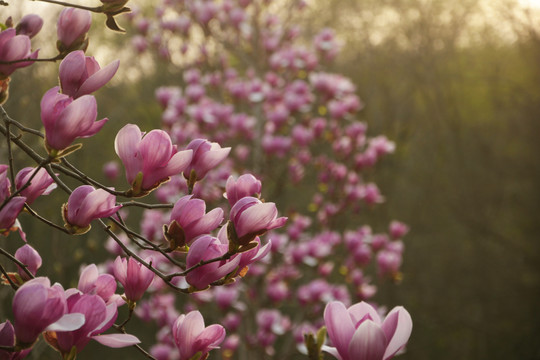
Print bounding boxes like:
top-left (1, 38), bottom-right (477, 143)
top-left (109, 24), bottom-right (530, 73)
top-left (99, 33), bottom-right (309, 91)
top-left (389, 221), bottom-right (409, 240)
top-left (41, 87), bottom-right (107, 154)
top-left (165, 195), bottom-right (224, 249)
top-left (15, 167), bottom-right (56, 204)
top-left (112, 256), bottom-right (154, 302)
top-left (62, 185), bottom-right (121, 234)
top-left (229, 196), bottom-right (287, 246)
top-left (185, 235), bottom-right (241, 290)
top-left (115, 124), bottom-right (193, 196)
top-left (12, 277), bottom-right (85, 346)
top-left (14, 244), bottom-right (42, 281)
top-left (0, 28), bottom-right (38, 78)
top-left (59, 50), bottom-right (120, 98)
top-left (224, 174), bottom-right (262, 207)
top-left (0, 320), bottom-right (31, 359)
top-left (78, 264), bottom-right (123, 306)
top-left (183, 139), bottom-right (230, 182)
top-left (56, 8), bottom-right (91, 52)
top-left (15, 14), bottom-right (44, 39)
top-left (0, 196), bottom-right (26, 235)
top-left (51, 293), bottom-right (139, 355)
top-left (172, 311), bottom-right (225, 360)
top-left (323, 301), bottom-right (412, 360)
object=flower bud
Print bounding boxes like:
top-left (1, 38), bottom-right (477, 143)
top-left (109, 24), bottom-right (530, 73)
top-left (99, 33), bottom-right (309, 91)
top-left (229, 197), bottom-right (287, 247)
top-left (62, 185), bottom-right (121, 234)
top-left (41, 87), bottom-right (108, 155)
top-left (59, 50), bottom-right (119, 98)
top-left (14, 244), bottom-right (42, 281)
top-left (172, 311), bottom-right (225, 360)
top-left (15, 167), bottom-right (56, 204)
top-left (56, 8), bottom-right (91, 54)
top-left (15, 14), bottom-right (43, 38)
top-left (112, 256), bottom-right (154, 302)
top-left (0, 29), bottom-right (39, 79)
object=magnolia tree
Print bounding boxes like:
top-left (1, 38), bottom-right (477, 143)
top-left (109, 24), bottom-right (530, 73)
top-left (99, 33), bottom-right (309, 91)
top-left (0, 0), bottom-right (412, 359)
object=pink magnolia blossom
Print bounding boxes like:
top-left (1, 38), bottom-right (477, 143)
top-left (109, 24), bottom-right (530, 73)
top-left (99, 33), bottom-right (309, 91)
top-left (12, 277), bottom-right (85, 346)
top-left (229, 196), bottom-right (287, 246)
top-left (14, 244), bottom-right (42, 281)
top-left (114, 124), bottom-right (193, 195)
top-left (389, 221), bottom-right (409, 240)
top-left (376, 250), bottom-right (402, 279)
top-left (77, 264), bottom-right (123, 306)
top-left (102, 161), bottom-right (120, 182)
top-left (15, 167), bottom-right (56, 204)
top-left (166, 195), bottom-right (224, 248)
top-left (224, 174), bottom-right (262, 207)
top-left (172, 310), bottom-right (225, 360)
top-left (323, 301), bottom-right (412, 360)
top-left (57, 8), bottom-right (91, 52)
top-left (112, 256), bottom-right (154, 302)
top-left (15, 14), bottom-right (44, 39)
top-left (0, 196), bottom-right (26, 233)
top-left (185, 235), bottom-right (241, 290)
top-left (0, 320), bottom-right (31, 359)
top-left (216, 226), bottom-right (271, 275)
top-left (183, 139), bottom-right (231, 181)
top-left (0, 28), bottom-right (38, 78)
top-left (59, 50), bottom-right (120, 98)
top-left (0, 166), bottom-right (26, 233)
top-left (0, 164), bottom-right (9, 200)
top-left (62, 185), bottom-right (121, 233)
top-left (41, 87), bottom-right (108, 153)
top-left (52, 293), bottom-right (139, 355)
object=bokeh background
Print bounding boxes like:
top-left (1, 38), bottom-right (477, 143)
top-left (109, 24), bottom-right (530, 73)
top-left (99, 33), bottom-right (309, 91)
top-left (2, 0), bottom-right (540, 359)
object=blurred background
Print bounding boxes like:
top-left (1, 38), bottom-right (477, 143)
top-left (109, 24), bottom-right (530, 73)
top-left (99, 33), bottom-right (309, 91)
top-left (2, 0), bottom-right (540, 359)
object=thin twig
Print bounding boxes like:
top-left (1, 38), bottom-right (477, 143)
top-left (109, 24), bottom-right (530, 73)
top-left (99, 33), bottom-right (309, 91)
top-left (24, 204), bottom-right (70, 234)
top-left (45, 164), bottom-right (72, 194)
top-left (119, 201), bottom-right (173, 209)
top-left (109, 216), bottom-right (185, 268)
top-left (0, 263), bottom-right (18, 290)
top-left (4, 119), bottom-right (15, 186)
top-left (0, 55), bottom-right (63, 65)
top-left (111, 324), bottom-right (157, 360)
top-left (97, 219), bottom-right (189, 293)
top-left (165, 251), bottom-right (233, 280)
top-left (56, 159), bottom-right (128, 197)
top-left (32, 0), bottom-right (103, 13)
top-left (7, 118), bottom-right (44, 138)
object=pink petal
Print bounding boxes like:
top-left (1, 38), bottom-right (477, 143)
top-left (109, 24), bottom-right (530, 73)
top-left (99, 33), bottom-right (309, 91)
top-left (382, 307), bottom-right (412, 360)
top-left (322, 345), bottom-right (344, 360)
top-left (93, 333), bottom-right (140, 348)
top-left (348, 302), bottom-right (382, 326)
top-left (78, 264), bottom-right (99, 293)
top-left (193, 323), bottom-right (225, 352)
top-left (76, 59), bottom-right (119, 97)
top-left (59, 50), bottom-right (86, 97)
top-left (175, 311), bottom-right (205, 356)
top-left (114, 124), bottom-right (143, 184)
top-left (324, 301), bottom-right (355, 359)
top-left (140, 130), bottom-right (173, 170)
top-left (45, 313), bottom-right (85, 332)
top-left (92, 302), bottom-right (118, 335)
top-left (163, 149), bottom-right (193, 176)
top-left (348, 320), bottom-right (387, 360)
top-left (236, 202), bottom-right (278, 237)
top-left (112, 257), bottom-right (127, 284)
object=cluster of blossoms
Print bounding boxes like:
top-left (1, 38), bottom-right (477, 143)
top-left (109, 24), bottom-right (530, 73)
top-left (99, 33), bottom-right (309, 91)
top-left (120, 0), bottom-right (411, 358)
top-left (0, 0), bottom-right (412, 359)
